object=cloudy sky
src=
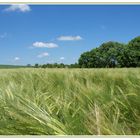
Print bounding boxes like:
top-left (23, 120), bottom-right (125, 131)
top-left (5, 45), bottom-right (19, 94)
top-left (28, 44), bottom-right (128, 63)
top-left (0, 5), bottom-right (140, 65)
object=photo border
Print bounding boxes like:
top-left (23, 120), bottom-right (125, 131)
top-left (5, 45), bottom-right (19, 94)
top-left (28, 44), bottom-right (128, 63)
top-left (0, 1), bottom-right (140, 139)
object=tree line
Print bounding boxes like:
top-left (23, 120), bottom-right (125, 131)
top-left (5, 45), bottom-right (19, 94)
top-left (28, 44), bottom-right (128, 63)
top-left (34, 36), bottom-right (140, 68)
top-left (34, 63), bottom-right (80, 68)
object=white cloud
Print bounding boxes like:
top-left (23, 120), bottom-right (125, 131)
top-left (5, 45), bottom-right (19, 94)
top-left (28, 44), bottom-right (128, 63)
top-left (57, 35), bottom-right (82, 41)
top-left (33, 42), bottom-right (58, 48)
top-left (0, 33), bottom-right (7, 39)
top-left (14, 57), bottom-right (20, 61)
top-left (60, 57), bottom-right (65, 60)
top-left (4, 4), bottom-right (31, 12)
top-left (37, 52), bottom-right (49, 58)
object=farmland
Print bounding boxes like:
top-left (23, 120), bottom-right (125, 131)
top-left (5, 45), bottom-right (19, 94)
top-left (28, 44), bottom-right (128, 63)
top-left (0, 68), bottom-right (140, 135)
top-left (0, 65), bottom-right (28, 69)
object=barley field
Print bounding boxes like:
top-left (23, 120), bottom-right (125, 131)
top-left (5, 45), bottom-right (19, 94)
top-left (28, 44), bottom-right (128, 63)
top-left (0, 68), bottom-right (140, 135)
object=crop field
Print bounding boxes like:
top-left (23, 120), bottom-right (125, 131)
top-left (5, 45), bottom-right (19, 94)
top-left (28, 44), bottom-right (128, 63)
top-left (0, 68), bottom-right (140, 135)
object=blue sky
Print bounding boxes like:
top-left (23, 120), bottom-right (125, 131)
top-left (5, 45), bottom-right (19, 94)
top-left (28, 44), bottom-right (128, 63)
top-left (0, 5), bottom-right (140, 65)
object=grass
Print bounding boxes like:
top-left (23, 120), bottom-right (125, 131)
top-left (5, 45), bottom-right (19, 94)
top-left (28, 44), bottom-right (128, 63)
top-left (0, 68), bottom-right (140, 135)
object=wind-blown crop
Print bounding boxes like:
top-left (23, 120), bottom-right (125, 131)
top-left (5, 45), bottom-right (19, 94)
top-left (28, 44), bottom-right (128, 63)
top-left (0, 68), bottom-right (140, 135)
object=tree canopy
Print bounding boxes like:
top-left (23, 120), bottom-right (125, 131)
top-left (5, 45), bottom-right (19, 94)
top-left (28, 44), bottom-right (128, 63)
top-left (78, 36), bottom-right (140, 68)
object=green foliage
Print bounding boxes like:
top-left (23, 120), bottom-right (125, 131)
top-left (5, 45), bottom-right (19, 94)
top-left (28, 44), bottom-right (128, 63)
top-left (35, 63), bottom-right (80, 68)
top-left (127, 36), bottom-right (140, 67)
top-left (78, 36), bottom-right (140, 68)
top-left (35, 64), bottom-right (39, 68)
top-left (0, 68), bottom-right (140, 135)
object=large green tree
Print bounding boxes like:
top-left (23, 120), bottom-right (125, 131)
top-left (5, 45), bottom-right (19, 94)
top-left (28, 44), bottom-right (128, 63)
top-left (127, 36), bottom-right (140, 67)
top-left (78, 41), bottom-right (126, 68)
top-left (97, 41), bottom-right (126, 67)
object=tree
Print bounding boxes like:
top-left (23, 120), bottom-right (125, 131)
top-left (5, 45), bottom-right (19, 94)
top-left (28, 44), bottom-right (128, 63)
top-left (69, 63), bottom-right (80, 68)
top-left (127, 36), bottom-right (140, 67)
top-left (34, 63), bottom-right (39, 68)
top-left (59, 63), bottom-right (65, 68)
top-left (78, 41), bottom-right (125, 68)
top-left (98, 41), bottom-right (126, 67)
top-left (27, 64), bottom-right (32, 67)
top-left (78, 51), bottom-right (95, 68)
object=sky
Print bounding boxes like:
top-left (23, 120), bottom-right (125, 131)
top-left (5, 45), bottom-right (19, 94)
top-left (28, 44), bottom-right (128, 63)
top-left (0, 4), bottom-right (140, 65)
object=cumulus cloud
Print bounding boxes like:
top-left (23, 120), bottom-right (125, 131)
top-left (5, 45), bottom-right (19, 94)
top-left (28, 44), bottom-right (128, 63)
top-left (57, 35), bottom-right (82, 41)
top-left (33, 42), bottom-right (58, 48)
top-left (4, 4), bottom-right (31, 12)
top-left (60, 57), bottom-right (65, 60)
top-left (14, 57), bottom-right (20, 61)
top-left (37, 52), bottom-right (49, 58)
